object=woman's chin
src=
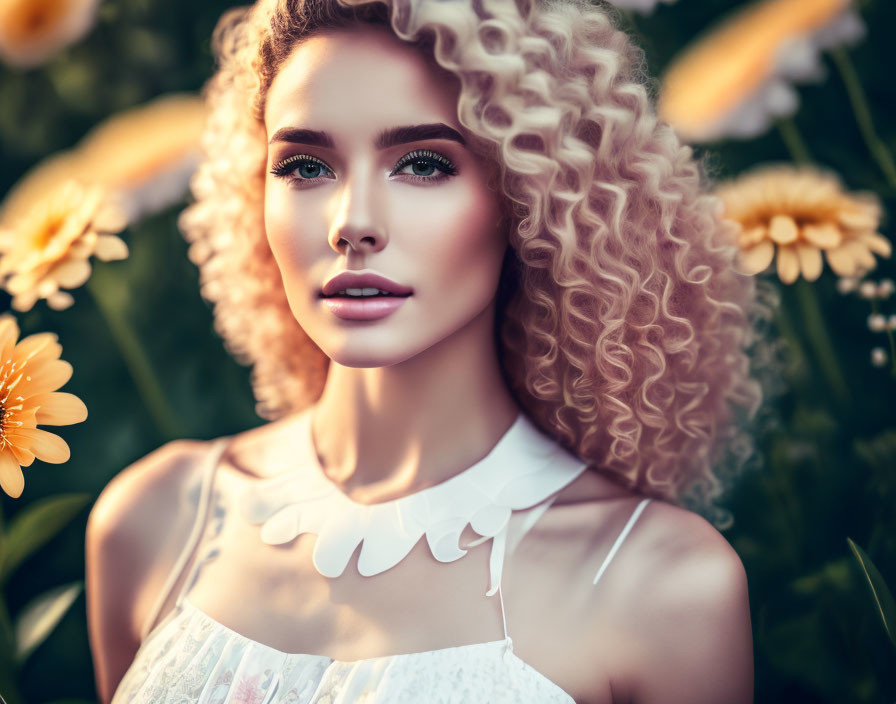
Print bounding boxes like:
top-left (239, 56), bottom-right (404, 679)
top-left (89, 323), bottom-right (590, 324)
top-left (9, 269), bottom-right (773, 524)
top-left (318, 344), bottom-right (421, 369)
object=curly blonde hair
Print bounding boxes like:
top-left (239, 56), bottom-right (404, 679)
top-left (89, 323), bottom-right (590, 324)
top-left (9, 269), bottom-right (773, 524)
top-left (180, 0), bottom-right (776, 527)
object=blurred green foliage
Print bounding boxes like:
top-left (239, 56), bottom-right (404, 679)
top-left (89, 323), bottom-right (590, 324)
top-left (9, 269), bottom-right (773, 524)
top-left (0, 0), bottom-right (895, 701)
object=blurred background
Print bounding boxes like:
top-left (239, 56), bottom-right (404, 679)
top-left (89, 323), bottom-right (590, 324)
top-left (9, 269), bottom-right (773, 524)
top-left (0, 0), bottom-right (894, 701)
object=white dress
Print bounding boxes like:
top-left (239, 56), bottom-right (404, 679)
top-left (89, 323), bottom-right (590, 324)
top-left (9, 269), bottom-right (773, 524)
top-left (110, 411), bottom-right (651, 703)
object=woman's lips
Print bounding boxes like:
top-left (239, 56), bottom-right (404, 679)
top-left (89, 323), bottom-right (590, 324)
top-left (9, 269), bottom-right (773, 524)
top-left (321, 295), bottom-right (411, 321)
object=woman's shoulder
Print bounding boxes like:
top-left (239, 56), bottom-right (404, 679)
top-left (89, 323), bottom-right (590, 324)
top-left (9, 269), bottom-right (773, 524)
top-left (552, 470), bottom-right (743, 578)
top-left (86, 437), bottom-right (222, 648)
top-left (603, 496), bottom-right (752, 703)
top-left (87, 438), bottom-right (215, 555)
top-left (548, 472), bottom-right (751, 703)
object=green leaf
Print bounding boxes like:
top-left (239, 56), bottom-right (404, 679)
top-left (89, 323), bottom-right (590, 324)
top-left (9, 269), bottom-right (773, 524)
top-left (13, 582), bottom-right (82, 665)
top-left (0, 494), bottom-right (91, 585)
top-left (847, 538), bottom-right (896, 648)
top-left (0, 651), bottom-right (25, 704)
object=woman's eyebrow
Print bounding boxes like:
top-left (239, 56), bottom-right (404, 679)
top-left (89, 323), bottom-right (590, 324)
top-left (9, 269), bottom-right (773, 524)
top-left (268, 123), bottom-right (466, 148)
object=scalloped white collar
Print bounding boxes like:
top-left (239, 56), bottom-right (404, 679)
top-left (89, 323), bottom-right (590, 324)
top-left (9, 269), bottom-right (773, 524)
top-left (238, 408), bottom-right (588, 596)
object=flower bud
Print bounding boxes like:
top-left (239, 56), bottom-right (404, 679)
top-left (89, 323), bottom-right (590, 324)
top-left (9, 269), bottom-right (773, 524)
top-left (859, 281), bottom-right (878, 299)
top-left (868, 313), bottom-right (887, 332)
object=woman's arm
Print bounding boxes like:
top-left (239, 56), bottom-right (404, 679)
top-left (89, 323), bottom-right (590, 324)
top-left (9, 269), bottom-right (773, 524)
top-left (628, 518), bottom-right (754, 704)
top-left (84, 439), bottom-right (204, 704)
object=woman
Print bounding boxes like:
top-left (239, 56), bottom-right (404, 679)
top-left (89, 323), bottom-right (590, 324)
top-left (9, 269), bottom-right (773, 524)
top-left (86, 0), bottom-right (765, 701)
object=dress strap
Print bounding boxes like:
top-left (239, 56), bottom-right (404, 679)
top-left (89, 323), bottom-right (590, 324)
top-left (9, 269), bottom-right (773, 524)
top-left (463, 492), bottom-right (564, 650)
top-left (138, 437), bottom-right (231, 641)
top-left (592, 497), bottom-right (651, 586)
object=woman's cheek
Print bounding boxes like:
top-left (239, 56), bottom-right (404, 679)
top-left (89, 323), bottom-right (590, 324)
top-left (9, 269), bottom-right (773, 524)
top-left (265, 189), bottom-right (316, 267)
top-left (425, 191), bottom-right (504, 283)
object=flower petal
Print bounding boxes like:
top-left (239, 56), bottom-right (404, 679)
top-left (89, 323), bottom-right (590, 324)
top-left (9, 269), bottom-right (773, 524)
top-left (50, 257), bottom-right (92, 288)
top-left (838, 207), bottom-right (877, 230)
top-left (0, 314), bottom-right (20, 362)
top-left (5, 427), bottom-right (70, 464)
top-left (0, 450), bottom-right (25, 498)
top-left (776, 245), bottom-right (800, 284)
top-left (737, 224), bottom-right (767, 248)
top-left (769, 214), bottom-right (799, 245)
top-left (738, 240), bottom-right (775, 275)
top-left (94, 234), bottom-right (129, 261)
top-left (847, 239), bottom-right (877, 271)
top-left (802, 222), bottom-right (842, 248)
top-left (37, 278), bottom-right (59, 297)
top-left (825, 244), bottom-right (857, 277)
top-left (13, 332), bottom-right (60, 365)
top-left (854, 231), bottom-right (892, 258)
top-left (11, 289), bottom-right (39, 312)
top-left (15, 359), bottom-right (73, 396)
top-left (9, 444), bottom-right (35, 467)
top-left (46, 290), bottom-right (75, 310)
top-left (32, 391), bottom-right (88, 425)
top-left (795, 241), bottom-right (824, 281)
top-left (93, 201), bottom-right (129, 234)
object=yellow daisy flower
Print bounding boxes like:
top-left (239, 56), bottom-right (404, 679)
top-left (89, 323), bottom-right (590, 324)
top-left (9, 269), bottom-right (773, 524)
top-left (0, 180), bottom-right (128, 312)
top-left (0, 314), bottom-right (87, 498)
top-left (0, 0), bottom-right (100, 68)
top-left (714, 163), bottom-right (892, 284)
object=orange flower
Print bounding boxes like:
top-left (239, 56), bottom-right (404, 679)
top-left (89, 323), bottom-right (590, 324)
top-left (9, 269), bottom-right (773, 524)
top-left (0, 0), bottom-right (100, 68)
top-left (0, 180), bottom-right (127, 312)
top-left (0, 314), bottom-right (87, 498)
top-left (0, 94), bottom-right (206, 228)
top-left (658, 0), bottom-right (865, 142)
top-left (714, 163), bottom-right (891, 284)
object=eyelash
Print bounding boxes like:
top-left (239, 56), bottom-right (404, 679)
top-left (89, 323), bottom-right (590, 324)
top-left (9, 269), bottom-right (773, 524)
top-left (269, 149), bottom-right (458, 187)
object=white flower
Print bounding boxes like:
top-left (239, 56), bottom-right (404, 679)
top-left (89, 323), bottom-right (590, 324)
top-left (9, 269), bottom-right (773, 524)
top-left (871, 347), bottom-right (888, 367)
top-left (858, 280), bottom-right (879, 299)
top-left (868, 313), bottom-right (887, 332)
top-left (837, 276), bottom-right (859, 294)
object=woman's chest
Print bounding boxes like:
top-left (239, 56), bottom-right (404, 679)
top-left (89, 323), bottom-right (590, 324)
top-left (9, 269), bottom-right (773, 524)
top-left (179, 498), bottom-right (635, 704)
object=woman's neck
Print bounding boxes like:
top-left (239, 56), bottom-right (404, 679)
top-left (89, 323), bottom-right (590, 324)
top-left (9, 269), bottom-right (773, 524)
top-left (308, 306), bottom-right (521, 505)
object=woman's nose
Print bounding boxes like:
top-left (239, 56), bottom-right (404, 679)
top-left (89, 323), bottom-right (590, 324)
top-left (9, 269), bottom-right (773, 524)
top-left (328, 176), bottom-right (388, 254)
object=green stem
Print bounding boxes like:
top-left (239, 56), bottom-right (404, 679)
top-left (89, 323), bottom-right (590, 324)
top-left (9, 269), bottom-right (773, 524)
top-left (773, 300), bottom-right (810, 388)
top-left (85, 272), bottom-right (179, 442)
top-left (828, 46), bottom-right (896, 194)
top-left (776, 117), bottom-right (813, 164)
top-left (773, 120), bottom-right (853, 406)
top-left (794, 278), bottom-right (852, 409)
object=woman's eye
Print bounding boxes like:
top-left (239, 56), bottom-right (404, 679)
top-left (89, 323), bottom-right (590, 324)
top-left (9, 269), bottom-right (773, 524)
top-left (270, 155), bottom-right (334, 184)
top-left (391, 149), bottom-right (458, 184)
top-left (269, 149), bottom-right (458, 187)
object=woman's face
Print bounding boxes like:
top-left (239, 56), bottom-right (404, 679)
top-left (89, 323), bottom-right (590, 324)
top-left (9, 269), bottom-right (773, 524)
top-left (263, 25), bottom-right (507, 368)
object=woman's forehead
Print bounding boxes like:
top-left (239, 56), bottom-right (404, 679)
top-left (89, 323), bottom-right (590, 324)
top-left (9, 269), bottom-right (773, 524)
top-left (264, 27), bottom-right (462, 140)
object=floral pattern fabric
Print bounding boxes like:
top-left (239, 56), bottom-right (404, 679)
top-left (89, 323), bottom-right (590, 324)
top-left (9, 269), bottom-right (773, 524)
top-left (111, 597), bottom-right (576, 703)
